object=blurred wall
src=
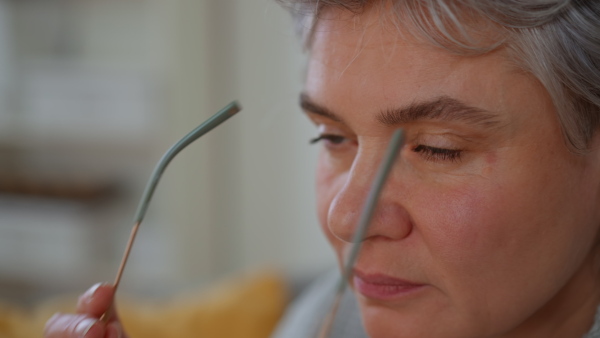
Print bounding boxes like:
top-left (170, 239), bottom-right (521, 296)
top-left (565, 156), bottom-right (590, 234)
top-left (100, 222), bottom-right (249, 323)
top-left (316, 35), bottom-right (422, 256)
top-left (0, 0), bottom-right (335, 301)
top-left (153, 0), bottom-right (336, 292)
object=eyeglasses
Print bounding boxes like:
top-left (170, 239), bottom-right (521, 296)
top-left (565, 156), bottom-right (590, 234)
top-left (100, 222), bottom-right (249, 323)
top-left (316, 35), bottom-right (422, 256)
top-left (99, 104), bottom-right (403, 335)
top-left (101, 101), bottom-right (241, 321)
top-left (318, 129), bottom-right (405, 338)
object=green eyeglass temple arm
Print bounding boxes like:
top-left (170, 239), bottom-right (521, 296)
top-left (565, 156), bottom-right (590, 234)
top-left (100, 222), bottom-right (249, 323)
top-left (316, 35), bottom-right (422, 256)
top-left (102, 101), bottom-right (242, 311)
top-left (318, 129), bottom-right (405, 338)
top-left (133, 101), bottom-right (241, 225)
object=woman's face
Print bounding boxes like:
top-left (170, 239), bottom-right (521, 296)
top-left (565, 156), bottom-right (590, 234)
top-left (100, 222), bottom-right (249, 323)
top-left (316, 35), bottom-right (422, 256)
top-left (303, 8), bottom-right (600, 338)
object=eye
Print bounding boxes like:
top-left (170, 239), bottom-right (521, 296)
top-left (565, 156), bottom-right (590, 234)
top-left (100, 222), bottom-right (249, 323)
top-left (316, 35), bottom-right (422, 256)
top-left (310, 134), bottom-right (347, 145)
top-left (413, 145), bottom-right (462, 162)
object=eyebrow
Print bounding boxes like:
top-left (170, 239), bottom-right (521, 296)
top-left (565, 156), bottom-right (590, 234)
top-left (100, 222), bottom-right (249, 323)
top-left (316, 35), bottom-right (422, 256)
top-left (300, 93), bottom-right (344, 123)
top-left (300, 93), bottom-right (503, 128)
top-left (378, 96), bottom-right (502, 128)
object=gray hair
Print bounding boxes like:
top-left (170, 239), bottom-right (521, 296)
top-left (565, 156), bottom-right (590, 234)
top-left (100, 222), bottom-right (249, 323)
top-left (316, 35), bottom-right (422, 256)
top-left (277, 0), bottom-right (600, 152)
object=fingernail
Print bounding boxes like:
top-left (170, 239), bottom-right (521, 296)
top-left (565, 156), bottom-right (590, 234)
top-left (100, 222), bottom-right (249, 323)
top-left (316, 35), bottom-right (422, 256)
top-left (78, 282), bottom-right (108, 307)
top-left (76, 318), bottom-right (98, 337)
top-left (43, 313), bottom-right (61, 335)
top-left (85, 283), bottom-right (106, 298)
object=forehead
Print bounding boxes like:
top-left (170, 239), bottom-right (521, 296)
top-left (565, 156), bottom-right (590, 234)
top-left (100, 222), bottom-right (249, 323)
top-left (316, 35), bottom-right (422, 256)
top-left (303, 7), bottom-right (527, 127)
top-left (307, 11), bottom-right (460, 89)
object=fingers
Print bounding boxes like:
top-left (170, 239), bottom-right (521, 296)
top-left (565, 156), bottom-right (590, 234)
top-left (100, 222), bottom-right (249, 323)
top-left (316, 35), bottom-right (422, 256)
top-left (76, 283), bottom-right (115, 318)
top-left (43, 313), bottom-right (126, 338)
top-left (44, 313), bottom-right (105, 338)
top-left (44, 283), bottom-right (128, 338)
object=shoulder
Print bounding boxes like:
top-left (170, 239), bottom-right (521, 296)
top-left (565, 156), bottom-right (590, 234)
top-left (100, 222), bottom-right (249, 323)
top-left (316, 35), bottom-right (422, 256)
top-left (271, 269), bottom-right (368, 338)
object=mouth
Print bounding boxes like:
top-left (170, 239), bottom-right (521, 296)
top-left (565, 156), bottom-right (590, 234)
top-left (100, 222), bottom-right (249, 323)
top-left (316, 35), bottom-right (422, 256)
top-left (352, 269), bottom-right (426, 301)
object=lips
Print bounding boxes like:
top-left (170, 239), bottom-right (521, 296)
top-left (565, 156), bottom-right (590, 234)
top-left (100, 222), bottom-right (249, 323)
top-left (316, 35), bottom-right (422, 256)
top-left (352, 270), bottom-right (426, 301)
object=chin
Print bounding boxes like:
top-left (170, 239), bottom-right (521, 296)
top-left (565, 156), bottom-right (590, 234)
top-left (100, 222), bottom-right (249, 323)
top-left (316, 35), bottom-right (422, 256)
top-left (358, 300), bottom-right (477, 338)
top-left (359, 301), bottom-right (425, 337)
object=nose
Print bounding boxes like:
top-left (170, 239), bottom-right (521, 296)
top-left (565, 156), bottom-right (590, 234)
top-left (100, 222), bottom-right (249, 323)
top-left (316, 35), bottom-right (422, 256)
top-left (327, 150), bottom-right (413, 243)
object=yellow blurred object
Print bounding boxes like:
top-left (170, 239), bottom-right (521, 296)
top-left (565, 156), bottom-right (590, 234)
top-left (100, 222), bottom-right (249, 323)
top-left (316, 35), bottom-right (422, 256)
top-left (0, 270), bottom-right (289, 338)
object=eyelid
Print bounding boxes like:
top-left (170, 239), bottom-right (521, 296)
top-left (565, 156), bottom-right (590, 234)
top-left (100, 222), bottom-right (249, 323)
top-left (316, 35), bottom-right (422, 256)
top-left (406, 131), bottom-right (467, 163)
top-left (310, 134), bottom-right (347, 145)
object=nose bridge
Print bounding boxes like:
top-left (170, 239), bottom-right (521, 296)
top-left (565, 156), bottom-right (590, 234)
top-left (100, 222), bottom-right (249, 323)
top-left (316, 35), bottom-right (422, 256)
top-left (327, 149), bottom-right (381, 242)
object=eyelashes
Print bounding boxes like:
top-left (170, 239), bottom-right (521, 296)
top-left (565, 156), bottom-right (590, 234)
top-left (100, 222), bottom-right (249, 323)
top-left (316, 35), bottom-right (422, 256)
top-left (309, 134), bottom-right (347, 145)
top-left (310, 134), bottom-right (463, 163)
top-left (412, 145), bottom-right (462, 162)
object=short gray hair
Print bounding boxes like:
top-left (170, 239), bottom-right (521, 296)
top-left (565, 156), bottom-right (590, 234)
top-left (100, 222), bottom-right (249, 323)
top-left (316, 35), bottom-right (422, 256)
top-left (277, 0), bottom-right (600, 152)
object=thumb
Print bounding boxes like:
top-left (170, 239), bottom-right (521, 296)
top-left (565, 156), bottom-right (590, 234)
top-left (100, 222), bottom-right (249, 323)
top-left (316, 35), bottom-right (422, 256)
top-left (76, 283), bottom-right (116, 318)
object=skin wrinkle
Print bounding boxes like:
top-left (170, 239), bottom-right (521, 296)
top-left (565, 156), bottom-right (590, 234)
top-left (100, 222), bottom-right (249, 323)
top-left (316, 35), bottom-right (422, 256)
top-left (301, 93), bottom-right (507, 130)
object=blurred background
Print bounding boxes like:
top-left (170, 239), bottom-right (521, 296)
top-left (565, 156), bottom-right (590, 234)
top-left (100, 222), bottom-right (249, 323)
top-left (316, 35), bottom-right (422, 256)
top-left (0, 0), bottom-right (335, 307)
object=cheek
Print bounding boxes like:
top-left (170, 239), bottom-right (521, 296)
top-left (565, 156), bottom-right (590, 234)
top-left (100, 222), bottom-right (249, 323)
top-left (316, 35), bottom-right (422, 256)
top-left (410, 156), bottom-right (599, 315)
top-left (406, 167), bottom-right (547, 298)
top-left (407, 149), bottom-right (569, 272)
top-left (412, 182), bottom-right (494, 266)
top-left (405, 177), bottom-right (541, 328)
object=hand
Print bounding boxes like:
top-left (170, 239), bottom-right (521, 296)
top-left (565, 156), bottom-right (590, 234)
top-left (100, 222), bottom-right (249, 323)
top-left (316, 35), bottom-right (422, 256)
top-left (44, 283), bottom-right (128, 338)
